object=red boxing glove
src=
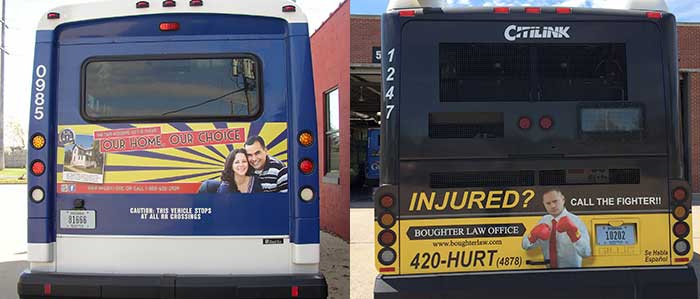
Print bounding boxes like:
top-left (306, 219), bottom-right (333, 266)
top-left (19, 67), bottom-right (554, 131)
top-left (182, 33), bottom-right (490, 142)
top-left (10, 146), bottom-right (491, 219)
top-left (557, 216), bottom-right (581, 242)
top-left (528, 223), bottom-right (551, 243)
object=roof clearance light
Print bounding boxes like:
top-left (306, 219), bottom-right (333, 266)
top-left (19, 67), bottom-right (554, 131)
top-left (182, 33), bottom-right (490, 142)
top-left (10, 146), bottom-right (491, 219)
top-left (32, 134), bottom-right (46, 150)
top-left (494, 7), bottom-right (510, 14)
top-left (556, 7), bottom-right (572, 14)
top-left (519, 117), bottom-right (532, 130)
top-left (539, 116), bottom-right (554, 130)
top-left (47, 12), bottom-right (60, 20)
top-left (31, 160), bottom-right (45, 176)
top-left (525, 7), bottom-right (542, 14)
top-left (159, 22), bottom-right (180, 31)
top-left (399, 10), bottom-right (416, 17)
top-left (136, 1), bottom-right (150, 8)
top-left (673, 187), bottom-right (687, 201)
top-left (163, 0), bottom-right (176, 7)
top-left (30, 187), bottom-right (45, 203)
top-left (299, 132), bottom-right (313, 147)
top-left (647, 11), bottom-right (662, 19)
top-left (189, 0), bottom-right (203, 6)
top-left (282, 5), bottom-right (296, 13)
top-left (299, 159), bottom-right (314, 175)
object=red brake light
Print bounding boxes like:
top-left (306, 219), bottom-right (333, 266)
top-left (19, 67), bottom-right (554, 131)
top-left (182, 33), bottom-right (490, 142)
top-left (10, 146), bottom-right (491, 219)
top-left (291, 286), bottom-right (299, 297)
top-left (47, 12), bottom-right (60, 19)
top-left (539, 116), bottom-right (554, 130)
top-left (163, 0), bottom-right (176, 7)
top-left (673, 187), bottom-right (687, 201)
top-left (380, 195), bottom-right (394, 208)
top-left (136, 1), bottom-right (150, 8)
top-left (189, 0), bottom-right (203, 6)
top-left (493, 7), bottom-right (510, 14)
top-left (31, 161), bottom-right (45, 176)
top-left (647, 11), bottom-right (662, 19)
top-left (673, 222), bottom-right (690, 238)
top-left (556, 7), bottom-right (572, 14)
top-left (43, 283), bottom-right (51, 295)
top-left (518, 117), bottom-right (532, 130)
top-left (282, 5), bottom-right (296, 13)
top-left (159, 22), bottom-right (180, 31)
top-left (399, 10), bottom-right (416, 17)
top-left (525, 7), bottom-right (541, 14)
top-left (299, 160), bottom-right (314, 174)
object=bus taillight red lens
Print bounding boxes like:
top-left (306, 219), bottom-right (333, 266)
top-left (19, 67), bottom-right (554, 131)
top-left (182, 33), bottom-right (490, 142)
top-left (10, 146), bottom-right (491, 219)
top-left (556, 7), bottom-right (572, 14)
top-left (380, 196), bottom-right (394, 209)
top-left (136, 1), bottom-right (150, 8)
top-left (674, 239), bottom-right (690, 255)
top-left (162, 0), bottom-right (176, 7)
top-left (159, 22), bottom-right (180, 31)
top-left (189, 0), bottom-right (203, 6)
top-left (673, 222), bottom-right (690, 238)
top-left (539, 116), bottom-right (554, 130)
top-left (31, 161), bottom-right (45, 176)
top-left (379, 230), bottom-right (396, 246)
top-left (673, 187), bottom-right (687, 201)
top-left (299, 160), bottom-right (314, 174)
top-left (379, 212), bottom-right (396, 228)
top-left (493, 7), bottom-right (510, 14)
top-left (647, 12), bottom-right (662, 19)
top-left (525, 7), bottom-right (541, 14)
top-left (298, 132), bottom-right (313, 147)
top-left (518, 117), bottom-right (532, 130)
top-left (282, 5), bottom-right (296, 12)
top-left (674, 206), bottom-right (688, 220)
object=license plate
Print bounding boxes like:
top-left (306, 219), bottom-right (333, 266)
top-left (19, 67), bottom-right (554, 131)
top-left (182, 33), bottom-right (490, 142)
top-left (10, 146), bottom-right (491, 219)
top-left (595, 224), bottom-right (636, 246)
top-left (60, 210), bottom-right (96, 229)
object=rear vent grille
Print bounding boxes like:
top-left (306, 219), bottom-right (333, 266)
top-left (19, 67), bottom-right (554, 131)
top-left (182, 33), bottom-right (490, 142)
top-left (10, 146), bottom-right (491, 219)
top-left (432, 169), bottom-right (640, 188)
top-left (429, 112), bottom-right (504, 139)
top-left (540, 169), bottom-right (640, 185)
top-left (431, 171), bottom-right (535, 188)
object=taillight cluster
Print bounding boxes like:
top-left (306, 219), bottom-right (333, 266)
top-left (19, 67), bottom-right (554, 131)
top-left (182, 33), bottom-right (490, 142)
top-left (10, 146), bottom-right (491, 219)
top-left (671, 186), bottom-right (691, 257)
top-left (30, 134), bottom-right (46, 203)
top-left (298, 131), bottom-right (315, 202)
top-left (377, 194), bottom-right (398, 269)
top-left (518, 116), bottom-right (553, 130)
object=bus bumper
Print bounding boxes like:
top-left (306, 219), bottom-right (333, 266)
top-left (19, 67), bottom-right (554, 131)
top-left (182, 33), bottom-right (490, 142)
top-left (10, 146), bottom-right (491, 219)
top-left (18, 271), bottom-right (327, 299)
top-left (374, 266), bottom-right (698, 299)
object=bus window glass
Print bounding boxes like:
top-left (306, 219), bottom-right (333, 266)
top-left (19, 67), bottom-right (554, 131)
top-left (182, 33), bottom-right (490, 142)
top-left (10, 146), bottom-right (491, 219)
top-left (439, 43), bottom-right (627, 102)
top-left (580, 107), bottom-right (642, 133)
top-left (84, 57), bottom-right (260, 120)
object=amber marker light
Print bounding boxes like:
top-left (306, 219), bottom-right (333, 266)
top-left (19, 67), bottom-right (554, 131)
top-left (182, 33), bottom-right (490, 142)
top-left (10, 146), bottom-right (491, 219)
top-left (379, 212), bottom-right (396, 228)
top-left (32, 134), bottom-right (46, 150)
top-left (674, 206), bottom-right (688, 220)
top-left (299, 131), bottom-right (313, 147)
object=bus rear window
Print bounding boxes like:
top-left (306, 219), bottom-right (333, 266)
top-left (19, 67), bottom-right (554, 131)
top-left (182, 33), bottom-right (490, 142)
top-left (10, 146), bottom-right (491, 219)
top-left (83, 56), bottom-right (260, 121)
top-left (440, 43), bottom-right (627, 102)
top-left (580, 106), bottom-right (643, 133)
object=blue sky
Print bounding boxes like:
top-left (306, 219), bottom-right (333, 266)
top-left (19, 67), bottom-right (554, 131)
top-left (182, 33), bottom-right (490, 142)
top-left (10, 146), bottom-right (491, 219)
top-left (351, 0), bottom-right (700, 21)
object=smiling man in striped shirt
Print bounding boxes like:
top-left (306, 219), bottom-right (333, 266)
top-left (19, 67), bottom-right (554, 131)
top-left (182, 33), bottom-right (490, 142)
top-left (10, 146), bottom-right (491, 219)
top-left (244, 135), bottom-right (289, 193)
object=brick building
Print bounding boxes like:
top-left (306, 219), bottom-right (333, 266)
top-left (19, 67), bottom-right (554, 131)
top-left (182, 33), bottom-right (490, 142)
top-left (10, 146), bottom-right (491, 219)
top-left (310, 0), bottom-right (350, 241)
top-left (678, 23), bottom-right (700, 193)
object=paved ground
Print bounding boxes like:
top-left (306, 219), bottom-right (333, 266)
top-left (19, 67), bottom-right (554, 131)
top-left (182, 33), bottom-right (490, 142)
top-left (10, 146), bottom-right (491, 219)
top-left (0, 184), bottom-right (349, 299)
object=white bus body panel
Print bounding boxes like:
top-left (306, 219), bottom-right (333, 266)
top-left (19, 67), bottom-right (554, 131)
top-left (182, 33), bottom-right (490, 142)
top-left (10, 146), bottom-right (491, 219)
top-left (54, 235), bottom-right (319, 275)
top-left (38, 0), bottom-right (308, 30)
